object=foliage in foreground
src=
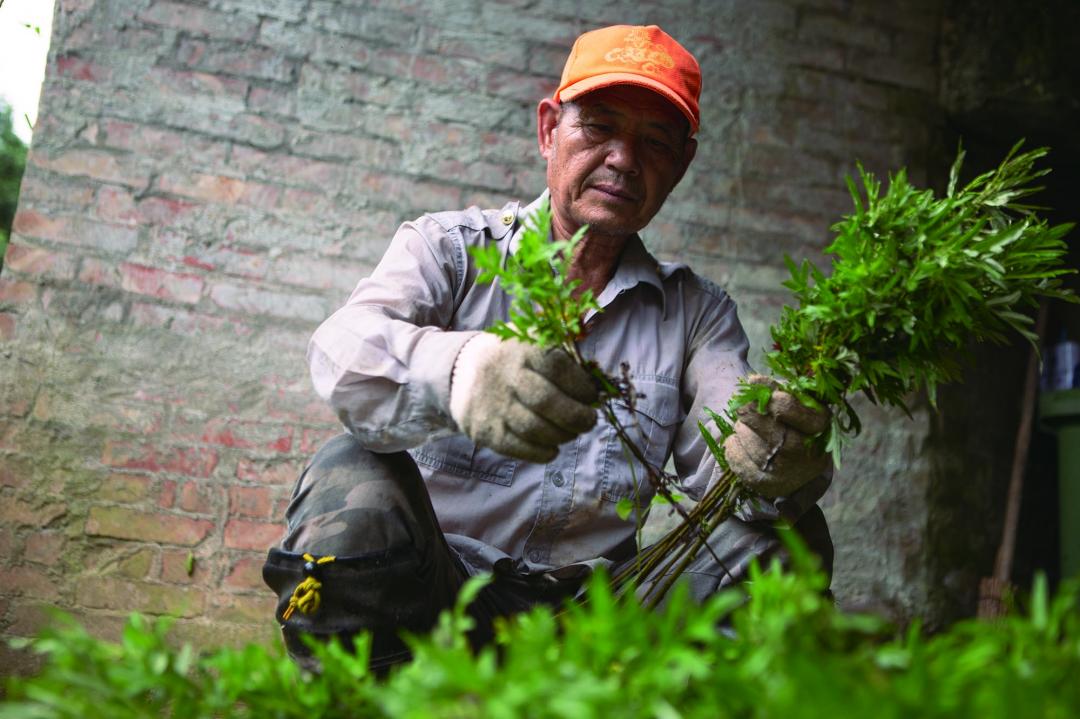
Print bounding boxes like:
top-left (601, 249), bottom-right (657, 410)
top-left (4, 540), bottom-right (1079, 719)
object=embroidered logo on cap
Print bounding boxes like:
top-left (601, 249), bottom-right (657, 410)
top-left (603, 27), bottom-right (675, 74)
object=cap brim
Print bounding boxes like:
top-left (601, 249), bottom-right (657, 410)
top-left (556, 72), bottom-right (699, 135)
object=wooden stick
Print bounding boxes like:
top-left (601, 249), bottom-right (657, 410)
top-left (978, 303), bottom-right (1049, 619)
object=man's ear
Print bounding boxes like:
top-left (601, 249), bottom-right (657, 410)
top-left (671, 136), bottom-right (697, 188)
top-left (537, 98), bottom-right (561, 160)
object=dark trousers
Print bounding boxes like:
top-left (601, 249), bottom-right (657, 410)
top-left (262, 433), bottom-right (833, 670)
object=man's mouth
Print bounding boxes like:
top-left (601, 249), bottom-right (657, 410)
top-left (588, 182), bottom-right (638, 203)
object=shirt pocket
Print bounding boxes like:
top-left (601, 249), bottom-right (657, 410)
top-left (411, 435), bottom-right (518, 486)
top-left (599, 378), bottom-right (682, 507)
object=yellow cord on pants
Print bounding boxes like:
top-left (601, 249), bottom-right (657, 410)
top-left (282, 553), bottom-right (336, 621)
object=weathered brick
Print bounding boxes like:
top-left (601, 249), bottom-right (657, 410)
top-left (486, 68), bottom-right (558, 104)
top-left (12, 212), bottom-right (139, 254)
top-left (94, 185), bottom-right (139, 225)
top-left (30, 149), bottom-right (150, 189)
top-left (177, 38), bottom-right (296, 83)
top-left (235, 458), bottom-right (302, 485)
top-left (16, 170), bottom-right (97, 209)
top-left (0, 279), bottom-right (35, 305)
top-left (176, 481), bottom-right (216, 514)
top-left (223, 556), bottom-right (267, 590)
top-left (101, 120), bottom-right (230, 168)
top-left (214, 0), bottom-right (305, 22)
top-left (158, 479), bottom-right (177, 508)
top-left (0, 498), bottom-right (67, 528)
top-left (309, 0), bottom-right (416, 44)
top-left (85, 505), bottom-right (214, 546)
top-left (289, 131), bottom-right (401, 167)
top-left (208, 592), bottom-right (275, 624)
top-left (352, 170), bottom-right (461, 213)
top-left (156, 172), bottom-right (281, 209)
top-left (7, 602), bottom-right (55, 638)
top-left (0, 376), bottom-right (34, 418)
top-left (135, 196), bottom-right (202, 227)
top-left (110, 548), bottom-right (156, 579)
top-left (246, 84), bottom-right (297, 117)
top-left (101, 441), bottom-right (219, 478)
top-left (0, 566), bottom-right (62, 601)
top-left (0, 458), bottom-right (24, 488)
top-left (268, 254), bottom-right (368, 294)
top-left (129, 302), bottom-right (254, 338)
top-left (300, 427), bottom-right (339, 454)
top-left (0, 527), bottom-right (13, 562)
top-left (119, 263), bottom-right (205, 304)
top-left (24, 532), bottom-right (67, 565)
top-left (224, 518), bottom-right (283, 551)
top-left (230, 145), bottom-right (348, 189)
top-left (55, 54), bottom-right (112, 82)
top-left (160, 549), bottom-right (205, 583)
top-left (228, 485), bottom-right (273, 518)
top-left (97, 473), bottom-right (154, 503)
top-left (138, 1), bottom-right (259, 41)
top-left (208, 282), bottom-right (329, 322)
top-left (201, 418), bottom-right (294, 453)
top-left (77, 577), bottom-right (206, 617)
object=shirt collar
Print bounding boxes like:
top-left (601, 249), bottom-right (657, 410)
top-left (511, 191), bottom-right (672, 316)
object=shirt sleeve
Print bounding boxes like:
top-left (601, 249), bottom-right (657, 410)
top-left (671, 280), bottom-right (831, 524)
top-left (671, 282), bottom-right (752, 502)
top-left (307, 215), bottom-right (480, 451)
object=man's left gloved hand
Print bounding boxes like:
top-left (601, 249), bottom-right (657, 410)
top-left (722, 374), bottom-right (830, 498)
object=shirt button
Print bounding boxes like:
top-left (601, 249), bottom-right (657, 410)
top-left (500, 212), bottom-right (514, 225)
top-left (528, 550), bottom-right (543, 563)
top-left (551, 471), bottom-right (565, 487)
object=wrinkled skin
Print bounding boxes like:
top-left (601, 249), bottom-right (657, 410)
top-left (537, 85), bottom-right (697, 295)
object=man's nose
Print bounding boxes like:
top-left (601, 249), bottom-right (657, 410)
top-left (604, 134), bottom-right (641, 175)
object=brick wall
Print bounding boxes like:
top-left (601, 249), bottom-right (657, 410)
top-left (1, 0), bottom-right (949, 671)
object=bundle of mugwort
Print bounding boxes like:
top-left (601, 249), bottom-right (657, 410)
top-left (473, 143), bottom-right (1076, 604)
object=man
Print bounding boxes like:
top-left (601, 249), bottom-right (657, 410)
top-left (263, 25), bottom-right (832, 671)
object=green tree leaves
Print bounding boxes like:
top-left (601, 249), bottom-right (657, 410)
top-left (0, 103), bottom-right (29, 271)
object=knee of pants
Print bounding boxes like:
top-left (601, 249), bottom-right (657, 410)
top-left (279, 433), bottom-right (437, 557)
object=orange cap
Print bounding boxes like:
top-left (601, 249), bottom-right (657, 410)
top-left (554, 25), bottom-right (701, 135)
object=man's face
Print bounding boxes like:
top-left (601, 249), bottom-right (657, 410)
top-left (537, 85), bottom-right (697, 240)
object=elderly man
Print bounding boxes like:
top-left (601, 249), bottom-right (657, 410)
top-left (263, 25), bottom-right (832, 670)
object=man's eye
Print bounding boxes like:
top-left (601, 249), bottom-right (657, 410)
top-left (584, 123), bottom-right (612, 133)
top-left (646, 137), bottom-right (673, 152)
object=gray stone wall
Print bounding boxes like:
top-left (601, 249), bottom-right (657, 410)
top-left (1, 0), bottom-right (957, 671)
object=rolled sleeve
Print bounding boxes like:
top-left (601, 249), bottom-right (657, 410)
top-left (308, 218), bottom-right (476, 451)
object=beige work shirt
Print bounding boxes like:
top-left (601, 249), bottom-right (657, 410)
top-left (309, 193), bottom-right (820, 576)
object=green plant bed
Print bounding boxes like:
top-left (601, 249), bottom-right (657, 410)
top-left (4, 536), bottom-right (1079, 719)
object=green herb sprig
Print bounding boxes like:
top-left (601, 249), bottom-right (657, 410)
top-left (471, 201), bottom-right (600, 359)
top-left (730, 142), bottom-right (1075, 462)
top-left (623, 143), bottom-right (1076, 605)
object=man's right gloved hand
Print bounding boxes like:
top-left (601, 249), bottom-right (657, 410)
top-left (449, 333), bottom-right (599, 463)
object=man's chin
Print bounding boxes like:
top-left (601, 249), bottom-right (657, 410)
top-left (575, 208), bottom-right (646, 238)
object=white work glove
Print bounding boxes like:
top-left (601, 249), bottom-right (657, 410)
top-left (449, 333), bottom-right (599, 463)
top-left (722, 374), bottom-right (830, 498)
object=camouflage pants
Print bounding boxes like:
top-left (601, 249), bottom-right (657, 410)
top-left (262, 433), bottom-right (832, 670)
